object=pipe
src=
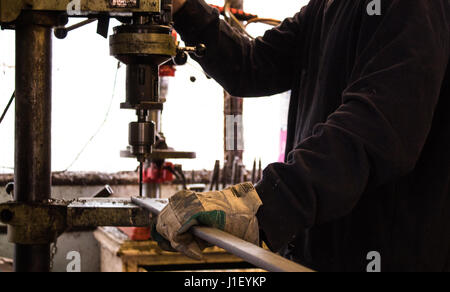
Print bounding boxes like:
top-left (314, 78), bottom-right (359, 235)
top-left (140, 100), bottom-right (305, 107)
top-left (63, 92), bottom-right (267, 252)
top-left (13, 12), bottom-right (55, 272)
top-left (131, 198), bottom-right (314, 272)
top-left (223, 0), bottom-right (244, 164)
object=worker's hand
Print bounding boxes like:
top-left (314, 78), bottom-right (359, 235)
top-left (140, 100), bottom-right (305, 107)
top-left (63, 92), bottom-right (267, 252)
top-left (173, 0), bottom-right (187, 14)
top-left (152, 183), bottom-right (263, 260)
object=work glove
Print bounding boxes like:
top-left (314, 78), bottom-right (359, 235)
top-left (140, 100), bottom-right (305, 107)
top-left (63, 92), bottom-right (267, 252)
top-left (152, 182), bottom-right (263, 260)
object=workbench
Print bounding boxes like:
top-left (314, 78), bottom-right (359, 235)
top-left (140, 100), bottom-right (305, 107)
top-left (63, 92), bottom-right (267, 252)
top-left (94, 227), bottom-right (262, 272)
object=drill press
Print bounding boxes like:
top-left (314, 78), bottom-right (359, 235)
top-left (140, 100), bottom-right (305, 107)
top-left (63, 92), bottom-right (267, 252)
top-left (109, 1), bottom-right (203, 197)
top-left (110, 9), bottom-right (174, 196)
top-left (0, 0), bottom-right (202, 270)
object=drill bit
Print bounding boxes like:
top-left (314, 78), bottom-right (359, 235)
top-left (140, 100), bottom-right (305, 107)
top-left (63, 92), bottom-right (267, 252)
top-left (139, 162), bottom-right (144, 197)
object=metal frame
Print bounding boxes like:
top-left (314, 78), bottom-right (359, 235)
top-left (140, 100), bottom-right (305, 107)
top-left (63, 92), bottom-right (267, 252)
top-left (0, 198), bottom-right (151, 244)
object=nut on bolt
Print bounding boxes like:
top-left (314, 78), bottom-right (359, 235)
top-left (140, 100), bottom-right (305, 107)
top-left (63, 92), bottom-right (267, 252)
top-left (0, 208), bottom-right (13, 223)
top-left (5, 182), bottom-right (14, 197)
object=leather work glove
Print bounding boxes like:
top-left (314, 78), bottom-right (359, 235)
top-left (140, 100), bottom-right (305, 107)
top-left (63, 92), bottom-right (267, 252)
top-left (152, 183), bottom-right (263, 260)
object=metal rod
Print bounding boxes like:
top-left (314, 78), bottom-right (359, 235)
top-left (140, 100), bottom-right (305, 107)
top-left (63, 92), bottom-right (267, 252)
top-left (65, 18), bottom-right (97, 32)
top-left (13, 12), bottom-right (54, 272)
top-left (223, 0), bottom-right (244, 164)
top-left (131, 198), bottom-right (314, 272)
top-left (139, 162), bottom-right (144, 197)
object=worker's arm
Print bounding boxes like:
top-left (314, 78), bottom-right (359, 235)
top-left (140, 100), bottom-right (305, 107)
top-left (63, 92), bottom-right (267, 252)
top-left (255, 0), bottom-right (449, 251)
top-left (173, 0), bottom-right (187, 14)
top-left (173, 0), bottom-right (305, 97)
top-left (155, 0), bottom-right (448, 259)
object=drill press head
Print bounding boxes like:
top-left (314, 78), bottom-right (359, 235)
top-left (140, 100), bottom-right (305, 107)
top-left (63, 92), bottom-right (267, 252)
top-left (110, 0), bottom-right (176, 163)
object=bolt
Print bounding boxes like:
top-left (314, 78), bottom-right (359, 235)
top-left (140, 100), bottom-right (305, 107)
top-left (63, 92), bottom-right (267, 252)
top-left (5, 182), bottom-right (14, 196)
top-left (0, 210), bottom-right (13, 223)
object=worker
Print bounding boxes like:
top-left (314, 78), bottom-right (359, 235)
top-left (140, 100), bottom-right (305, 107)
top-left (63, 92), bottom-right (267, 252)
top-left (153, 0), bottom-right (450, 272)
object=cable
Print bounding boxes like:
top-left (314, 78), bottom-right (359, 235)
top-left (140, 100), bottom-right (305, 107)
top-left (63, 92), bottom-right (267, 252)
top-left (165, 165), bottom-right (188, 190)
top-left (224, 1), bottom-right (254, 39)
top-left (222, 1), bottom-right (281, 39)
top-left (176, 167), bottom-right (188, 190)
top-left (62, 62), bottom-right (121, 172)
top-left (245, 18), bottom-right (282, 28)
top-left (0, 91), bottom-right (15, 125)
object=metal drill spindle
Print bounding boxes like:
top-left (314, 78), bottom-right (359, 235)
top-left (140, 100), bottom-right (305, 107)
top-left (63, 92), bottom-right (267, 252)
top-left (139, 162), bottom-right (144, 197)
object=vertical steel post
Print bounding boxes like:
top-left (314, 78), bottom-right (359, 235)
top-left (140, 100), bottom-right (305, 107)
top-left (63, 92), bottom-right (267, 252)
top-left (224, 0), bottom-right (244, 184)
top-left (13, 12), bottom-right (55, 272)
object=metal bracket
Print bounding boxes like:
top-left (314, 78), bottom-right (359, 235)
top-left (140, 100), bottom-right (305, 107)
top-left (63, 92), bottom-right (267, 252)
top-left (0, 201), bottom-right (67, 244)
top-left (0, 198), bottom-right (150, 244)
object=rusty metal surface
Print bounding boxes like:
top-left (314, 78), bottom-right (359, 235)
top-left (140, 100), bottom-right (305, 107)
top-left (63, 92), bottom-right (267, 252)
top-left (110, 32), bottom-right (177, 57)
top-left (120, 149), bottom-right (197, 160)
top-left (0, 170), bottom-right (215, 187)
top-left (0, 201), bottom-right (66, 244)
top-left (0, 0), bottom-right (161, 23)
top-left (13, 11), bottom-right (57, 272)
top-left (67, 198), bottom-right (151, 228)
top-left (0, 172), bottom-right (135, 187)
top-left (14, 11), bottom-right (54, 203)
top-left (49, 171), bottom-right (139, 186)
top-left (0, 198), bottom-right (151, 244)
top-left (131, 198), bottom-right (314, 272)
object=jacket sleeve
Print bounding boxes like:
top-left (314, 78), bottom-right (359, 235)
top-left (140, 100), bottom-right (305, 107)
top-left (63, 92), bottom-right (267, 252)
top-left (173, 0), bottom-right (306, 97)
top-left (255, 0), bottom-right (450, 251)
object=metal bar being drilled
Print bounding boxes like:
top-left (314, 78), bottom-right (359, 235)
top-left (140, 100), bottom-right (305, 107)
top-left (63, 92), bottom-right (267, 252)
top-left (131, 197), bottom-right (314, 272)
top-left (13, 11), bottom-right (55, 272)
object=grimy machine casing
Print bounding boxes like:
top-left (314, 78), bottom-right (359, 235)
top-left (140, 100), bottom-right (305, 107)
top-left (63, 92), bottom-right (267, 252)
top-left (110, 0), bottom-right (176, 164)
top-left (0, 0), bottom-right (194, 272)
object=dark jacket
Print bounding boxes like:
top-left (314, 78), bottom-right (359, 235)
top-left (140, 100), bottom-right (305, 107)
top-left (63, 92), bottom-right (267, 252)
top-left (174, 0), bottom-right (450, 272)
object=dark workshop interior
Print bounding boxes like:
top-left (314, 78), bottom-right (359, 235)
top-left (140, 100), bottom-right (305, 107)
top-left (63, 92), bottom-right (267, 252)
top-left (0, 0), bottom-right (448, 274)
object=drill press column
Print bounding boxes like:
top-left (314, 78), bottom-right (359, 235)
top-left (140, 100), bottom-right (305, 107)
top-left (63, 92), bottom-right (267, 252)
top-left (14, 11), bottom-right (56, 272)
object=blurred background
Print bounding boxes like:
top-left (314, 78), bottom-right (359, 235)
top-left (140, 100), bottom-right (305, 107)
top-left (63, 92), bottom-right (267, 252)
top-left (0, 0), bottom-right (309, 174)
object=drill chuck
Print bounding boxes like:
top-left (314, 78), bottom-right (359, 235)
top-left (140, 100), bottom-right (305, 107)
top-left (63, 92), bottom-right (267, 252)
top-left (129, 120), bottom-right (155, 162)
